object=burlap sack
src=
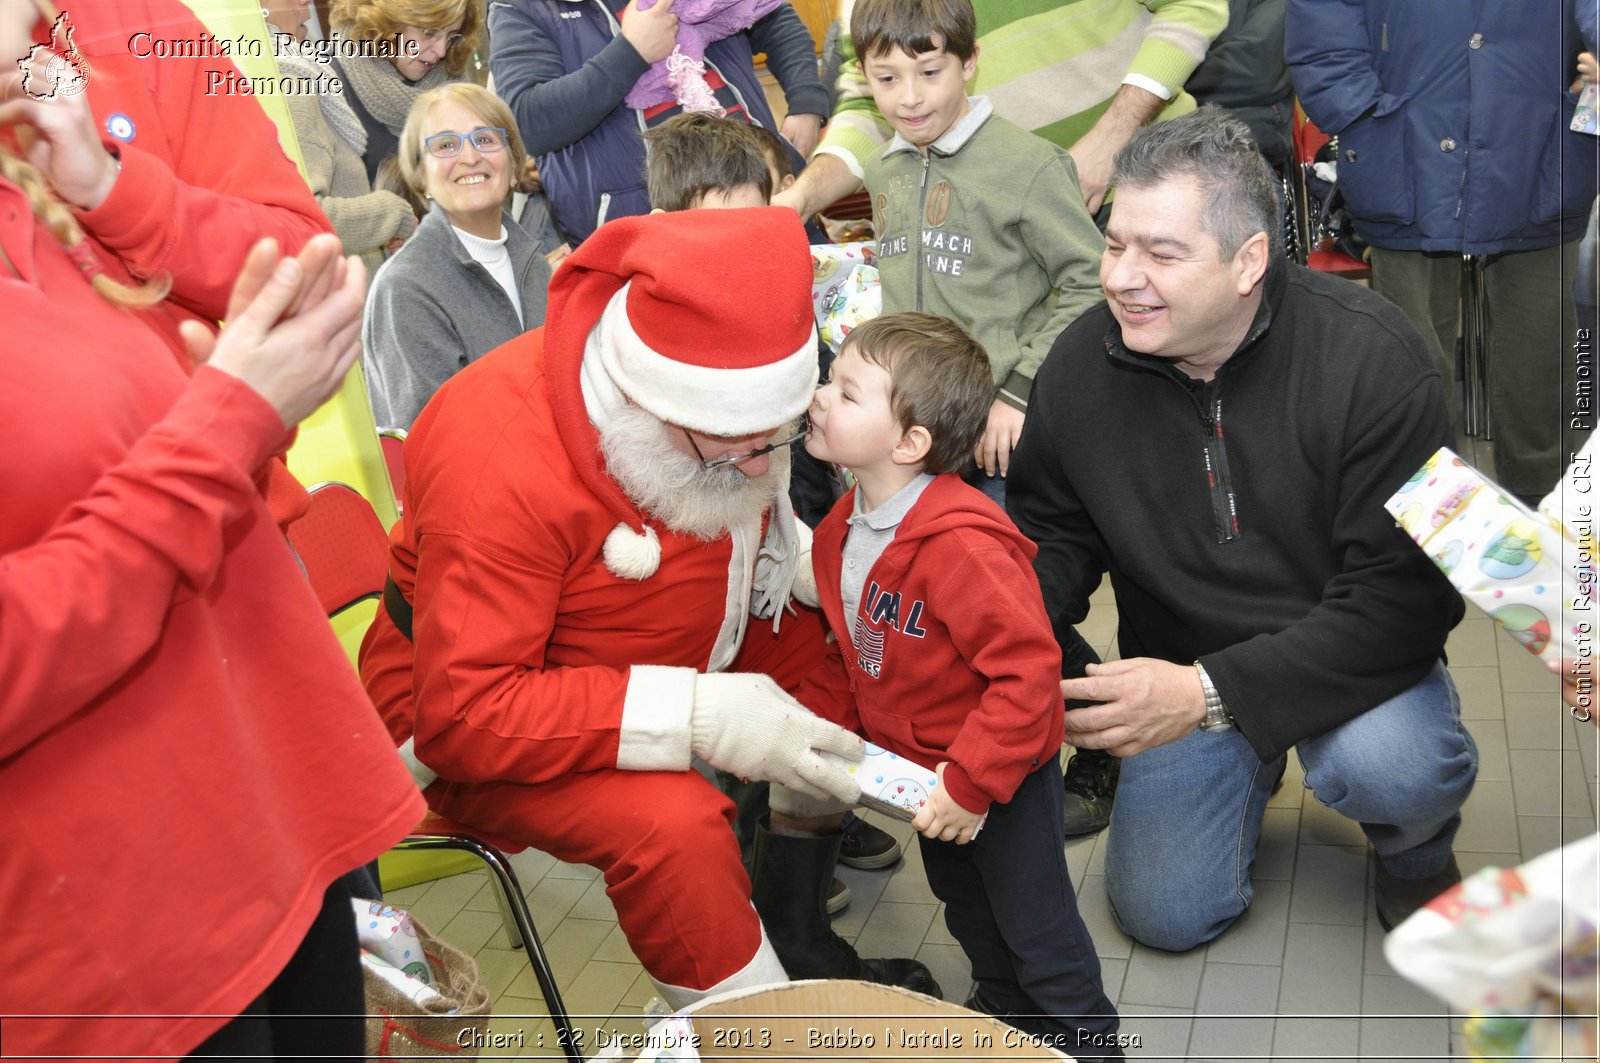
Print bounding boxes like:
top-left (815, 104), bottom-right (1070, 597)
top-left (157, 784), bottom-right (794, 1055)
top-left (364, 912), bottom-right (492, 1060)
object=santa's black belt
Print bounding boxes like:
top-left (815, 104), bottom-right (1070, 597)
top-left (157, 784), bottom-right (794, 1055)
top-left (383, 575), bottom-right (415, 642)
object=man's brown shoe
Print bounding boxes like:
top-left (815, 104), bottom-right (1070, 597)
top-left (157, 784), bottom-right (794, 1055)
top-left (1375, 854), bottom-right (1462, 931)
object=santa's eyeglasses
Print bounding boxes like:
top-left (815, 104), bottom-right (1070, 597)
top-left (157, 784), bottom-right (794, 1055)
top-left (681, 421), bottom-right (808, 470)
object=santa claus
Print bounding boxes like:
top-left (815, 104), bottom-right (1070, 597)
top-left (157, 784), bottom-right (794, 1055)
top-left (360, 206), bottom-right (936, 1005)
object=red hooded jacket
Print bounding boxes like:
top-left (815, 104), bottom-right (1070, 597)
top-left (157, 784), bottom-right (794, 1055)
top-left (798, 474), bottom-right (1065, 815)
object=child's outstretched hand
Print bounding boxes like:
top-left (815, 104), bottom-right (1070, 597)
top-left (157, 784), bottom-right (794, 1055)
top-left (911, 762), bottom-right (984, 844)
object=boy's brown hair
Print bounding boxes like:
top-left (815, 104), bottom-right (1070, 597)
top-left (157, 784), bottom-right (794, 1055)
top-left (642, 114), bottom-right (773, 211)
top-left (850, 0), bottom-right (977, 63)
top-left (748, 124), bottom-right (794, 182)
top-left (840, 312), bottom-right (992, 475)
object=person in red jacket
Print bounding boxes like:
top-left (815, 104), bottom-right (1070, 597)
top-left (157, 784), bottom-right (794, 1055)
top-left (2, 0), bottom-right (337, 523)
top-left (797, 313), bottom-right (1123, 1059)
top-left (0, 121), bottom-right (425, 1060)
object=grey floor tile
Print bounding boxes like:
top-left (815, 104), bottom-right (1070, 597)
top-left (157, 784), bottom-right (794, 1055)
top-left (1361, 973), bottom-right (1448, 1017)
top-left (873, 858), bottom-right (936, 904)
top-left (1097, 956), bottom-right (1127, 1002)
top-left (921, 902), bottom-right (958, 946)
top-left (1255, 806), bottom-right (1301, 880)
top-left (1277, 922), bottom-right (1364, 1013)
top-left (1297, 798), bottom-right (1369, 847)
top-left (830, 863), bottom-right (893, 940)
top-left (1505, 690), bottom-right (1579, 749)
top-left (543, 858), bottom-right (600, 883)
top-left (1187, 962), bottom-right (1280, 1059)
top-left (1498, 633), bottom-right (1562, 691)
top-left (1118, 942), bottom-right (1206, 1009)
top-left (1272, 1015), bottom-right (1360, 1061)
top-left (1204, 878), bottom-right (1290, 966)
top-left (465, 875), bottom-right (504, 914)
top-left (505, 846), bottom-right (557, 890)
top-left (912, 941), bottom-right (971, 1005)
top-left (1519, 812), bottom-right (1600, 859)
top-left (1454, 779), bottom-right (1522, 852)
top-left (1077, 874), bottom-right (1134, 960)
top-left (589, 923), bottom-right (637, 964)
top-left (1266, 754), bottom-right (1306, 810)
top-left (382, 882), bottom-right (429, 908)
top-left (538, 917), bottom-right (614, 991)
top-left (521, 874), bottom-right (589, 926)
top-left (1445, 616), bottom-right (1498, 663)
top-left (559, 959), bottom-right (643, 1019)
top-left (1289, 844), bottom-right (1368, 926)
top-left (1509, 748), bottom-right (1594, 816)
top-left (851, 900), bottom-right (938, 959)
top-left (1115, 1004), bottom-right (1192, 1062)
top-left (474, 945), bottom-right (537, 1001)
top-left (1359, 1013), bottom-right (1452, 1060)
top-left (1456, 849), bottom-right (1523, 877)
top-left (1361, 908), bottom-right (1398, 977)
top-left (1065, 834), bottom-right (1097, 889)
top-left (438, 907), bottom-right (504, 955)
top-left (1084, 825), bottom-right (1112, 877)
top-left (1463, 715), bottom-right (1512, 782)
top-left (567, 875), bottom-right (617, 922)
top-left (1450, 665), bottom-right (1506, 719)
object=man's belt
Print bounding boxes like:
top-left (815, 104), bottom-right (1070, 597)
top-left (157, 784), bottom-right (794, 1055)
top-left (383, 575), bottom-right (415, 642)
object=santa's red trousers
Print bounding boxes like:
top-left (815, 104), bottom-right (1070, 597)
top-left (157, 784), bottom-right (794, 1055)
top-left (422, 608), bottom-right (830, 990)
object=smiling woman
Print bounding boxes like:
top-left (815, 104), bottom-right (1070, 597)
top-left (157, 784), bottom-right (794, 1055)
top-left (362, 83), bottom-right (554, 429)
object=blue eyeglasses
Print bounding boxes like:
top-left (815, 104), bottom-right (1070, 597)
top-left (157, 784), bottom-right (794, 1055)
top-left (423, 126), bottom-right (509, 159)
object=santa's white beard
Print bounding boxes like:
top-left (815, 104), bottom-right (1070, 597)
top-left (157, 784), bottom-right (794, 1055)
top-left (600, 406), bottom-right (793, 541)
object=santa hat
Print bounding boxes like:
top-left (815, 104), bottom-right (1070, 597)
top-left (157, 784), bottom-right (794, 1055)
top-left (542, 207), bottom-right (818, 579)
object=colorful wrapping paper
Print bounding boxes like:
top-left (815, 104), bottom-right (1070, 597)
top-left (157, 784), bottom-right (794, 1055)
top-left (1385, 448), bottom-right (1589, 665)
top-left (810, 242), bottom-right (882, 349)
top-left (1384, 834), bottom-right (1599, 1061)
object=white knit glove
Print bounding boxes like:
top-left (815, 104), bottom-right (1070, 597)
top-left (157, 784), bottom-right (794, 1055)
top-left (789, 544), bottom-right (819, 609)
top-left (691, 673), bottom-right (863, 803)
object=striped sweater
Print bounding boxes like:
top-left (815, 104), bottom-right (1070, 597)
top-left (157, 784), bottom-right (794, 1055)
top-left (820, 0), bottom-right (1227, 177)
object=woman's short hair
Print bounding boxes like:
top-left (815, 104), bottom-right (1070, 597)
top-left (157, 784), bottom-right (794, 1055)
top-left (397, 82), bottom-right (527, 202)
top-left (329, 0), bottom-right (483, 78)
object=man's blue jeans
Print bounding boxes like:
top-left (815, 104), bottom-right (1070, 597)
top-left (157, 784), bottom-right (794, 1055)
top-left (1103, 662), bottom-right (1477, 952)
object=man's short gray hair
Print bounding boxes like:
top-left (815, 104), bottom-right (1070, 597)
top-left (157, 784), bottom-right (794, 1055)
top-left (1111, 105), bottom-right (1281, 262)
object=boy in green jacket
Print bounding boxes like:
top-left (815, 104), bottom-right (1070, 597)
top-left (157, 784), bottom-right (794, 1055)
top-left (853, 0), bottom-right (1104, 504)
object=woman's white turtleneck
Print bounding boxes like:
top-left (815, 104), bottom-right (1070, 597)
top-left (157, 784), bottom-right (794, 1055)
top-left (452, 223), bottom-right (523, 326)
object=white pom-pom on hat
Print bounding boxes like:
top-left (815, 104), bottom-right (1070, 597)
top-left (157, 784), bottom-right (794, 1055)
top-left (603, 522), bottom-right (662, 580)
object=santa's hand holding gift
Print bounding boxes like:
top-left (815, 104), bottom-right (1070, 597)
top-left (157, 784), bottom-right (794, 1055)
top-left (360, 207), bottom-right (937, 1007)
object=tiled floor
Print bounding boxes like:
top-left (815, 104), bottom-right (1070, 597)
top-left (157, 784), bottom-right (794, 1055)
top-left (385, 437), bottom-right (1599, 1061)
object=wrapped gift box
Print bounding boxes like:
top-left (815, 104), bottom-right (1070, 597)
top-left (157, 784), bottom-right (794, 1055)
top-left (1385, 447), bottom-right (1588, 665)
top-left (830, 743), bottom-right (940, 821)
top-left (810, 242), bottom-right (882, 349)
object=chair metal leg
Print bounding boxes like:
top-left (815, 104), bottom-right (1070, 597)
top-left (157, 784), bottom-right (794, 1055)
top-left (392, 834), bottom-right (583, 1062)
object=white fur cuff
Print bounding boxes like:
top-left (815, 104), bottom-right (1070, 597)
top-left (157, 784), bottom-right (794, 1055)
top-left (616, 664), bottom-right (697, 771)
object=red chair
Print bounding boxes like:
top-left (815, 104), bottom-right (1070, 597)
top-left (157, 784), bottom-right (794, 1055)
top-left (285, 483), bottom-right (580, 1061)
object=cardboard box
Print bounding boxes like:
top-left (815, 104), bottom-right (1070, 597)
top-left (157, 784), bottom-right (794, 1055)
top-left (1385, 447), bottom-right (1585, 664)
top-left (598, 980), bottom-right (1079, 1061)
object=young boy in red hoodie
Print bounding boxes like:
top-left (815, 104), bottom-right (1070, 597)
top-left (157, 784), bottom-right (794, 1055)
top-left (798, 312), bottom-right (1124, 1059)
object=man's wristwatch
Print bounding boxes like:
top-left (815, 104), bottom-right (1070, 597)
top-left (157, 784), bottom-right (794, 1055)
top-left (1193, 661), bottom-right (1234, 733)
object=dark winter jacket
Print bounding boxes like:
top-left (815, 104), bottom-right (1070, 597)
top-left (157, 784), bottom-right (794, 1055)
top-left (1286, 0), bottom-right (1597, 253)
top-left (1008, 259), bottom-right (1465, 763)
top-left (488, 0), bottom-right (828, 243)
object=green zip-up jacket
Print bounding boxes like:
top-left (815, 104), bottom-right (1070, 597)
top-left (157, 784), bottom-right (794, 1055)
top-left (866, 98), bottom-right (1105, 408)
top-left (822, 0), bottom-right (1227, 177)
